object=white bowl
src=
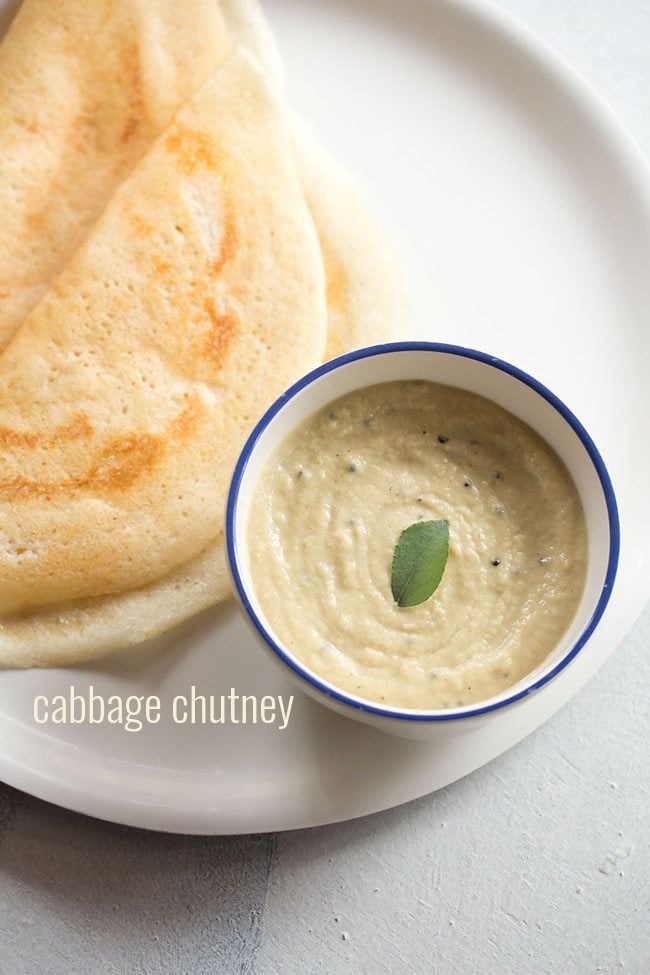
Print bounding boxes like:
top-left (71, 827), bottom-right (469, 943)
top-left (225, 343), bottom-right (619, 740)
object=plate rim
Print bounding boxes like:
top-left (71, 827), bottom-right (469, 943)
top-left (0, 0), bottom-right (648, 833)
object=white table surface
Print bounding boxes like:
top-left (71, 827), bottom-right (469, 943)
top-left (1, 1), bottom-right (649, 972)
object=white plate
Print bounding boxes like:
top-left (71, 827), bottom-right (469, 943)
top-left (0, 0), bottom-right (648, 834)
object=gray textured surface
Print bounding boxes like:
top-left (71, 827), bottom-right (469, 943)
top-left (1, 1), bottom-right (649, 972)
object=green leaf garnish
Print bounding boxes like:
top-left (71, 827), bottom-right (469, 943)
top-left (391, 520), bottom-right (449, 608)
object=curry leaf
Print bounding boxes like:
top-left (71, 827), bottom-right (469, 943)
top-left (391, 520), bottom-right (449, 608)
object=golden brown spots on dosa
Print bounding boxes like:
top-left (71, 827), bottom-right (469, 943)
top-left (0, 414), bottom-right (93, 449)
top-left (211, 202), bottom-right (238, 277)
top-left (130, 211), bottom-right (154, 238)
top-left (120, 43), bottom-right (146, 145)
top-left (12, 114), bottom-right (38, 134)
top-left (202, 300), bottom-right (237, 366)
top-left (121, 116), bottom-right (140, 144)
top-left (165, 124), bottom-right (221, 175)
top-left (0, 435), bottom-right (162, 499)
top-left (87, 434), bottom-right (163, 489)
top-left (169, 394), bottom-right (206, 441)
top-left (147, 148), bottom-right (239, 375)
top-left (152, 255), bottom-right (173, 279)
top-left (0, 398), bottom-right (204, 500)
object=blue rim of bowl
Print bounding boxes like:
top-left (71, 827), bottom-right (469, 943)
top-left (225, 342), bottom-right (620, 722)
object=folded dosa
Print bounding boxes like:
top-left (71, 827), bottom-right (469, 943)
top-left (0, 4), bottom-right (407, 668)
top-left (0, 126), bottom-right (408, 669)
top-left (0, 0), bottom-right (230, 349)
top-left (0, 49), bottom-right (326, 663)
